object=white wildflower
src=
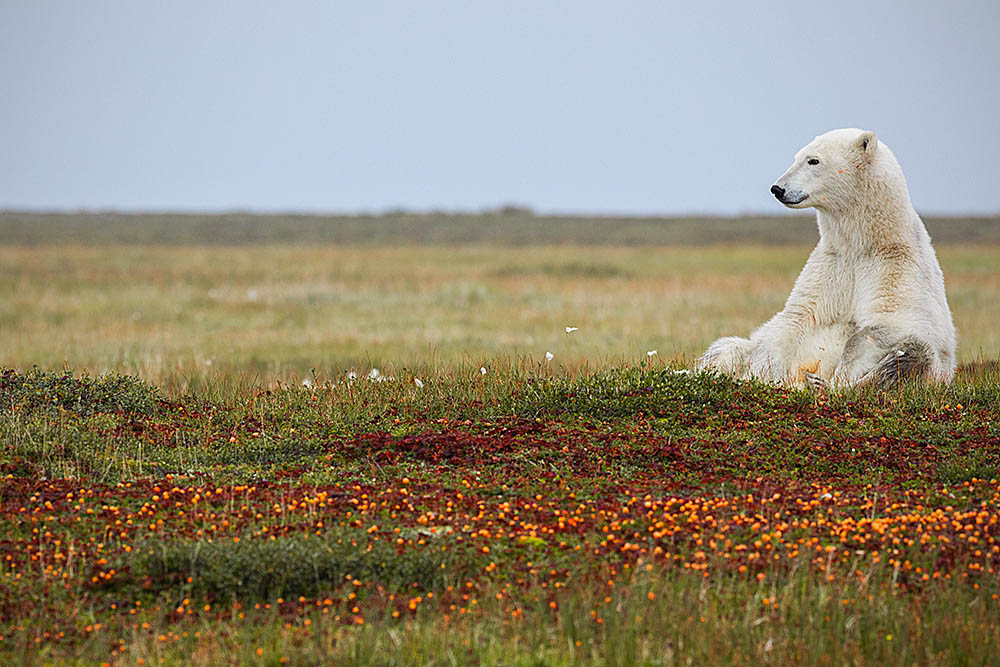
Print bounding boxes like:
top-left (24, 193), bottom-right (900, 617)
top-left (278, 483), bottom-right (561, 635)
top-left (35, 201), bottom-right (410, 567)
top-left (565, 326), bottom-right (578, 333)
top-left (671, 369), bottom-right (690, 375)
top-left (346, 371), bottom-right (357, 381)
top-left (480, 367), bottom-right (487, 376)
top-left (413, 378), bottom-right (424, 388)
top-left (545, 351), bottom-right (554, 361)
top-left (301, 378), bottom-right (313, 388)
top-left (646, 350), bottom-right (657, 357)
top-left (368, 368), bottom-right (382, 380)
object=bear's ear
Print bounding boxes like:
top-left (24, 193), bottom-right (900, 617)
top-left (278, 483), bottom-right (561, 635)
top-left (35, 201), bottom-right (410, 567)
top-left (856, 131), bottom-right (878, 161)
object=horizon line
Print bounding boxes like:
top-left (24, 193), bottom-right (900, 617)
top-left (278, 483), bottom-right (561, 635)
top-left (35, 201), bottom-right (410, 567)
top-left (3, 207), bottom-right (999, 220)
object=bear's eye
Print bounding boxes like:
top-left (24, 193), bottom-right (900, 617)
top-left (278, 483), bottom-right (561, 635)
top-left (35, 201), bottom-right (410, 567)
top-left (807, 158), bottom-right (820, 166)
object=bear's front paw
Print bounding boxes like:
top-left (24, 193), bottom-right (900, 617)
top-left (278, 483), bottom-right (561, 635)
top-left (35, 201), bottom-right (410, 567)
top-left (698, 336), bottom-right (752, 375)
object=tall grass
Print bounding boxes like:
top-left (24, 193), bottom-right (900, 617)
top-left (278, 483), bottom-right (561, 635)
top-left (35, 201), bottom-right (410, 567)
top-left (1, 244), bottom-right (997, 389)
top-left (64, 562), bottom-right (1000, 666)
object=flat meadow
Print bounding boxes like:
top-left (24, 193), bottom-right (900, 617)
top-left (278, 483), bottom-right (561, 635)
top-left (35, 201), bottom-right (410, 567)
top-left (1, 212), bottom-right (999, 665)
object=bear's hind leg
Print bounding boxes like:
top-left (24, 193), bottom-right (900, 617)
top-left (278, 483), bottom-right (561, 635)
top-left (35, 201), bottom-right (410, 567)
top-left (834, 326), bottom-right (932, 388)
top-left (860, 337), bottom-right (933, 388)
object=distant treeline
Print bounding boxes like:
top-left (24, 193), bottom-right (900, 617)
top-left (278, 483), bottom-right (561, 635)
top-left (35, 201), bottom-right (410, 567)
top-left (1, 211), bottom-right (998, 246)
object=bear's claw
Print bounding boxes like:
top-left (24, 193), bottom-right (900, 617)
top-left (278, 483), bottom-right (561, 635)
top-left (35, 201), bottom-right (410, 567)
top-left (805, 372), bottom-right (828, 392)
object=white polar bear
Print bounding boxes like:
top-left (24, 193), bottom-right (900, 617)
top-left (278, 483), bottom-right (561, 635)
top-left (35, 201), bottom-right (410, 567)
top-left (698, 128), bottom-right (956, 388)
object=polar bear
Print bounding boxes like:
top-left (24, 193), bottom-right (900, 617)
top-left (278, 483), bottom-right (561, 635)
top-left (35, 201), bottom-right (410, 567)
top-left (698, 128), bottom-right (956, 388)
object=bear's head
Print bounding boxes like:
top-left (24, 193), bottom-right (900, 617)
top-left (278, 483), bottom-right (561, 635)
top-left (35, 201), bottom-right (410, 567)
top-left (770, 128), bottom-right (881, 211)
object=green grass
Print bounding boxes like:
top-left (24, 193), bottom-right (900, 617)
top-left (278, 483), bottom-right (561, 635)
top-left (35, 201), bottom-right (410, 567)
top-left (79, 566), bottom-right (1000, 666)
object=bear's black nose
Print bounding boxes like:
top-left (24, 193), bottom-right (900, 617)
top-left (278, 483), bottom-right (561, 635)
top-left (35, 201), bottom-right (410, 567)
top-left (770, 185), bottom-right (785, 199)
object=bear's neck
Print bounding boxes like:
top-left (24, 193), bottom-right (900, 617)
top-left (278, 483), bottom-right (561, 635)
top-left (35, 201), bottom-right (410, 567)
top-left (814, 178), bottom-right (923, 254)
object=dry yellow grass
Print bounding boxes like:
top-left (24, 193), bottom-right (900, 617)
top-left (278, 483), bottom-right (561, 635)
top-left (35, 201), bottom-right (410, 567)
top-left (1, 244), bottom-right (997, 385)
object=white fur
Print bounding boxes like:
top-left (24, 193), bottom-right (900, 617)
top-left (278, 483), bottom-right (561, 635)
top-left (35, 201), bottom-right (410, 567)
top-left (698, 128), bottom-right (956, 387)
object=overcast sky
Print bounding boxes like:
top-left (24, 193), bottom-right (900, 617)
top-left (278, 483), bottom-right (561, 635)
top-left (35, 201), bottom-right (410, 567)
top-left (2, 1), bottom-right (998, 215)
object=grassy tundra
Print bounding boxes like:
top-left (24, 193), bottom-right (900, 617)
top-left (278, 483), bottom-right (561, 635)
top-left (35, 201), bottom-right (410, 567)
top-left (1, 212), bottom-right (999, 665)
top-left (2, 212), bottom-right (999, 386)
